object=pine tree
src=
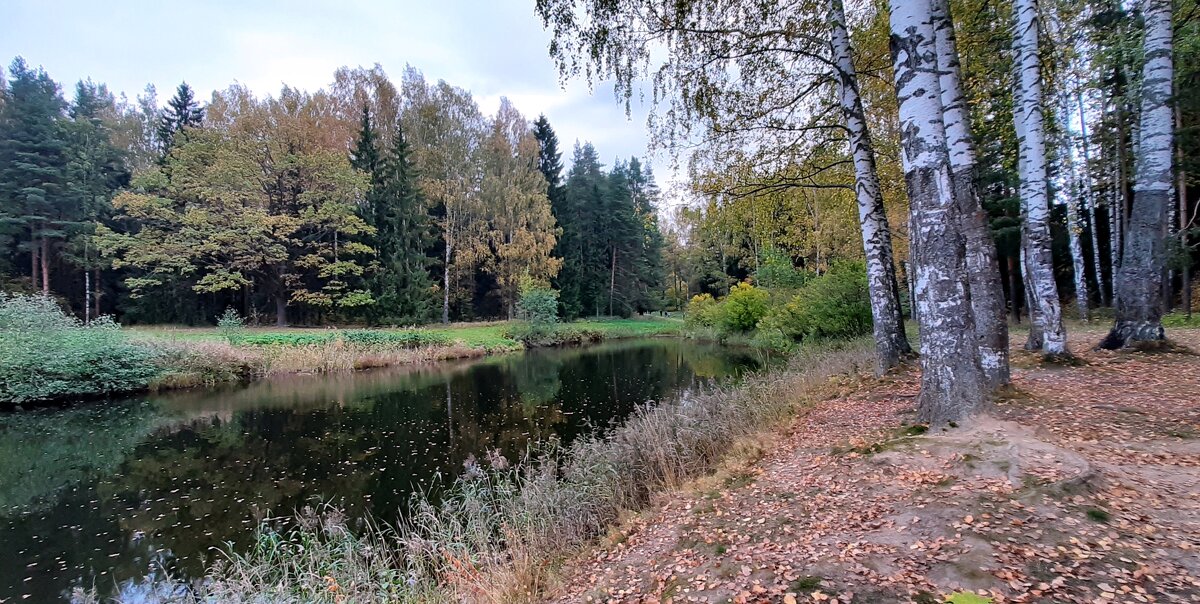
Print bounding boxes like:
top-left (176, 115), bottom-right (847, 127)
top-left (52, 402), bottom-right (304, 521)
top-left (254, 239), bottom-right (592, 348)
top-left (156, 82), bottom-right (204, 158)
top-left (0, 57), bottom-right (70, 294)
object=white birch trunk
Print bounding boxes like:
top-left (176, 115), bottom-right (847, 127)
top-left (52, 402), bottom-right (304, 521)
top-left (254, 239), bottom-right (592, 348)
top-left (1101, 0), bottom-right (1173, 347)
top-left (1109, 163), bottom-right (1122, 295)
top-left (889, 0), bottom-right (984, 425)
top-left (1012, 0), bottom-right (1069, 356)
top-left (1062, 152), bottom-right (1091, 321)
top-left (829, 0), bottom-right (913, 374)
top-left (1075, 86), bottom-right (1109, 306)
top-left (931, 0), bottom-right (1010, 389)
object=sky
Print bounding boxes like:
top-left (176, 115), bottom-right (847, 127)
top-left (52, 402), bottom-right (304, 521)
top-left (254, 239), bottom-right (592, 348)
top-left (1, 0), bottom-right (684, 203)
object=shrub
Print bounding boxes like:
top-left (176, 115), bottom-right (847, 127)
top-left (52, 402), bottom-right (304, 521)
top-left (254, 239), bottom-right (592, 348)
top-left (145, 340), bottom-right (267, 388)
top-left (720, 282), bottom-right (769, 332)
top-left (0, 293), bottom-right (159, 405)
top-left (757, 262), bottom-right (872, 349)
top-left (340, 329), bottom-right (449, 349)
top-left (755, 246), bottom-right (812, 291)
top-left (685, 293), bottom-right (721, 328)
top-left (217, 308), bottom-right (247, 344)
top-left (517, 283), bottom-right (560, 328)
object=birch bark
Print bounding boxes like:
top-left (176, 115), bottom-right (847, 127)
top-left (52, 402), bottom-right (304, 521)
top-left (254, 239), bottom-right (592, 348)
top-left (889, 0), bottom-right (984, 425)
top-left (1075, 86), bottom-right (1109, 306)
top-left (829, 0), bottom-right (913, 374)
top-left (930, 0), bottom-right (1010, 388)
top-left (1101, 0), bottom-right (1173, 347)
top-left (1012, 0), bottom-right (1069, 355)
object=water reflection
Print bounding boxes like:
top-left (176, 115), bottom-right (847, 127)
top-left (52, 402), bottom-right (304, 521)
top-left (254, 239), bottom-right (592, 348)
top-left (0, 338), bottom-right (767, 602)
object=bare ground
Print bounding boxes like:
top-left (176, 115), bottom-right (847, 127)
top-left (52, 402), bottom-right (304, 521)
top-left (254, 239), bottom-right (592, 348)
top-left (544, 327), bottom-right (1200, 603)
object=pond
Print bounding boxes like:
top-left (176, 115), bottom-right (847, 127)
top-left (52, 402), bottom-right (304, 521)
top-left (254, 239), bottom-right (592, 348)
top-left (0, 338), bottom-right (768, 602)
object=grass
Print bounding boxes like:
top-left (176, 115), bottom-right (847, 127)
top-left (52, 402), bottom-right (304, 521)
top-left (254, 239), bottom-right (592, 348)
top-left (151, 336), bottom-right (878, 603)
top-left (131, 315), bottom-right (680, 350)
top-left (126, 316), bottom-right (683, 392)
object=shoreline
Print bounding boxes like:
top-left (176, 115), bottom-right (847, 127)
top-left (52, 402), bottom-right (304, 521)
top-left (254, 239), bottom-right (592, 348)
top-left (2, 317), bottom-right (686, 411)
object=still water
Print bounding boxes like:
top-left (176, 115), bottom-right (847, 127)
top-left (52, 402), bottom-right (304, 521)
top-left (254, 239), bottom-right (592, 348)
top-left (0, 338), bottom-right (766, 602)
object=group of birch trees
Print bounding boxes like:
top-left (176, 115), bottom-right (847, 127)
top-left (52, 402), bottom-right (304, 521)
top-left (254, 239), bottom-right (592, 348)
top-left (537, 0), bottom-right (1192, 423)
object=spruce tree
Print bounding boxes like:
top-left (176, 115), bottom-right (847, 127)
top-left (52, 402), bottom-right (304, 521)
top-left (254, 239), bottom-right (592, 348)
top-left (627, 158), bottom-right (666, 313)
top-left (156, 82), bottom-right (204, 158)
top-left (372, 118), bottom-right (434, 323)
top-left (534, 115), bottom-right (574, 314)
top-left (350, 105), bottom-right (433, 323)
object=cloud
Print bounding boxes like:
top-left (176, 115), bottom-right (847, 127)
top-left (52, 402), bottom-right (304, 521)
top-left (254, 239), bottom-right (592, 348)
top-left (1, 0), bottom-right (689, 203)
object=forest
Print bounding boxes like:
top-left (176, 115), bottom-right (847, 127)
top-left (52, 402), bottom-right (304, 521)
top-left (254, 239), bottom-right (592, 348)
top-left (0, 63), bottom-right (667, 327)
top-left (3, 0), bottom-right (1200, 599)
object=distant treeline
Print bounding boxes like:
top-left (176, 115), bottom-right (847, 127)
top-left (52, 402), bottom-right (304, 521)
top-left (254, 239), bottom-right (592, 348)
top-left (0, 60), bottom-right (666, 326)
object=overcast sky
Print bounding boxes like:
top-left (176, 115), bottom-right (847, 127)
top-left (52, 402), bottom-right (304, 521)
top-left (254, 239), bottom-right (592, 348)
top-left (2, 0), bottom-right (682, 200)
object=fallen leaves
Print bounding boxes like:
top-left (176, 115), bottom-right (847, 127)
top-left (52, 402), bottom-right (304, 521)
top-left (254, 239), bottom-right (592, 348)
top-left (548, 327), bottom-right (1200, 603)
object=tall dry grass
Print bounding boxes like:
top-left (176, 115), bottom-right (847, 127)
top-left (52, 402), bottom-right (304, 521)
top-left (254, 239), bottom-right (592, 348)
top-left (143, 338), bottom-right (490, 392)
top-left (173, 337), bottom-right (877, 604)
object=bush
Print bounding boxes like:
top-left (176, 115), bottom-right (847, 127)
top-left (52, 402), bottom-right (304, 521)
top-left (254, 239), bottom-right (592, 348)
top-left (217, 308), bottom-right (247, 344)
top-left (0, 293), bottom-right (159, 405)
top-left (755, 246), bottom-right (812, 291)
top-left (340, 329), bottom-right (450, 349)
top-left (720, 282), bottom-right (769, 332)
top-left (517, 283), bottom-right (560, 328)
top-left (685, 293), bottom-right (721, 328)
top-left (757, 262), bottom-right (872, 349)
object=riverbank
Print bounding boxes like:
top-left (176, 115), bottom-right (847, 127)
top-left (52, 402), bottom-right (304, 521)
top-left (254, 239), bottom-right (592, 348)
top-left (546, 324), bottom-right (1200, 603)
top-left (71, 323), bottom-right (1200, 603)
top-left (138, 317), bottom-right (683, 390)
top-left (118, 337), bottom-right (875, 603)
top-left (0, 315), bottom-right (683, 408)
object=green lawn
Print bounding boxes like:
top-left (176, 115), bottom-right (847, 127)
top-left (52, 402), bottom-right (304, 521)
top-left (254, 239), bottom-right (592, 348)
top-left (128, 316), bottom-right (683, 350)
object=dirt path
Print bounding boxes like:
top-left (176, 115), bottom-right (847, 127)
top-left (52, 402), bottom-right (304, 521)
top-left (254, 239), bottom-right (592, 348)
top-left (545, 327), bottom-right (1200, 603)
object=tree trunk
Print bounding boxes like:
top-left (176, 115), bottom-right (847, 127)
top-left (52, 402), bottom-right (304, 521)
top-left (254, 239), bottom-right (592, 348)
top-left (93, 269), bottom-right (101, 319)
top-left (1062, 154), bottom-right (1091, 321)
top-left (889, 0), bottom-right (985, 426)
top-left (442, 243), bottom-right (451, 324)
top-left (1008, 255), bottom-right (1022, 323)
top-left (931, 0), bottom-right (1010, 388)
top-left (1012, 0), bottom-right (1069, 356)
top-left (1021, 245), bottom-right (1045, 349)
top-left (1179, 102), bottom-right (1192, 319)
top-left (1109, 165), bottom-right (1122, 297)
top-left (40, 237), bottom-right (50, 295)
top-left (85, 268), bottom-right (91, 324)
top-left (609, 247), bottom-right (617, 317)
top-left (1076, 88), bottom-right (1109, 306)
top-left (829, 0), bottom-right (913, 374)
top-left (30, 231), bottom-right (39, 290)
top-left (274, 293), bottom-right (288, 327)
top-left (1101, 0), bottom-right (1173, 348)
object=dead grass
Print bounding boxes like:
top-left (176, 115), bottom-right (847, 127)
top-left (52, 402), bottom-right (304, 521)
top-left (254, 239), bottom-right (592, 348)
top-left (179, 337), bottom-right (878, 604)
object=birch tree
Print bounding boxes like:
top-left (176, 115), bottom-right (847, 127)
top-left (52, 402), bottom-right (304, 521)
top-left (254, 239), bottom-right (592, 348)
top-left (1012, 0), bottom-right (1070, 356)
top-left (1100, 0), bottom-right (1173, 348)
top-left (1060, 145), bottom-right (1092, 321)
top-left (930, 0), bottom-right (1011, 389)
top-left (402, 69), bottom-right (485, 324)
top-left (889, 0), bottom-right (985, 424)
top-left (536, 0), bottom-right (913, 370)
top-left (479, 99), bottom-right (562, 316)
top-left (829, 0), bottom-right (912, 373)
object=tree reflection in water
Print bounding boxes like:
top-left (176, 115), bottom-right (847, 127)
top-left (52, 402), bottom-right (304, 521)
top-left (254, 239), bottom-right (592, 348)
top-left (0, 338), bottom-right (767, 602)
